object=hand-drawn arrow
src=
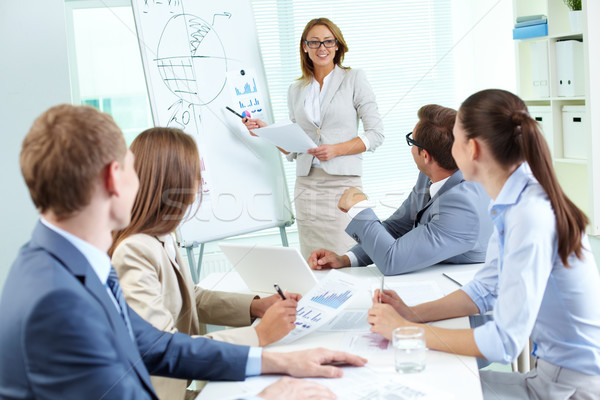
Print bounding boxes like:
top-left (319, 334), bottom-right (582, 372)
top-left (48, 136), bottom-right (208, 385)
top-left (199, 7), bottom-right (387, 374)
top-left (212, 12), bottom-right (231, 26)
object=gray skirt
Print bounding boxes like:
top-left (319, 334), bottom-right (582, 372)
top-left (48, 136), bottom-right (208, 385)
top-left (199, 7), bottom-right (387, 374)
top-left (294, 168), bottom-right (362, 259)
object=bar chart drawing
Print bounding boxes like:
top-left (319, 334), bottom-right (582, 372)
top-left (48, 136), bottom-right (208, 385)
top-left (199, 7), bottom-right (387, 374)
top-left (310, 290), bottom-right (353, 309)
top-left (298, 307), bottom-right (323, 322)
top-left (235, 78), bottom-right (257, 95)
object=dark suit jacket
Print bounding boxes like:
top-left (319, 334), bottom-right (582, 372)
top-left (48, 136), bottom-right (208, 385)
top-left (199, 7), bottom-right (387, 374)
top-left (347, 170), bottom-right (493, 275)
top-left (0, 222), bottom-right (249, 399)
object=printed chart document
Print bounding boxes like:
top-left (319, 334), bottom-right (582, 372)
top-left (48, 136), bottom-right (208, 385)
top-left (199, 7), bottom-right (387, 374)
top-left (278, 270), bottom-right (359, 344)
top-left (252, 120), bottom-right (317, 153)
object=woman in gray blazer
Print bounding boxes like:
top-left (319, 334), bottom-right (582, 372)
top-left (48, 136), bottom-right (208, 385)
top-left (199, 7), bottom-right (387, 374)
top-left (244, 18), bottom-right (384, 259)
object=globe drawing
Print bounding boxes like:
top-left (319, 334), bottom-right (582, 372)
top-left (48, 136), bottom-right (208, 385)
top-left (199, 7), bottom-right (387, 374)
top-left (155, 14), bottom-right (227, 105)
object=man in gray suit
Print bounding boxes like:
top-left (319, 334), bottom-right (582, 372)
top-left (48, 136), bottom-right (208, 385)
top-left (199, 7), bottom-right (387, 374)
top-left (308, 104), bottom-right (493, 276)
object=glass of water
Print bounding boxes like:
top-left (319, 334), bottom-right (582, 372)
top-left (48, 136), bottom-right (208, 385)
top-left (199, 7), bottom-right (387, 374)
top-left (392, 326), bottom-right (426, 373)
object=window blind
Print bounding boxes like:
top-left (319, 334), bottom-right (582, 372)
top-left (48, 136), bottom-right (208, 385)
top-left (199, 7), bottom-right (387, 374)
top-left (251, 0), bottom-right (456, 219)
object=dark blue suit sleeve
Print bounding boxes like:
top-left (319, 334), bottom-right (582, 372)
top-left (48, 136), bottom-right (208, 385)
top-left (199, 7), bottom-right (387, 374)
top-left (130, 307), bottom-right (249, 381)
top-left (25, 289), bottom-right (154, 399)
top-left (24, 290), bottom-right (250, 400)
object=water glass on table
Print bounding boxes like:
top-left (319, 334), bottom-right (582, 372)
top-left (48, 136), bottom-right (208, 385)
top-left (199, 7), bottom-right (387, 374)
top-left (392, 326), bottom-right (426, 373)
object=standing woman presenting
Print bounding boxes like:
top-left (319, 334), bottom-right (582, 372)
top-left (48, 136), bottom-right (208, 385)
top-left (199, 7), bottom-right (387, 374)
top-left (244, 18), bottom-right (384, 259)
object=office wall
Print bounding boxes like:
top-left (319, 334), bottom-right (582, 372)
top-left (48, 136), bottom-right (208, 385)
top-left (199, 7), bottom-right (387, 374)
top-left (451, 0), bottom-right (517, 106)
top-left (0, 0), bottom-right (71, 293)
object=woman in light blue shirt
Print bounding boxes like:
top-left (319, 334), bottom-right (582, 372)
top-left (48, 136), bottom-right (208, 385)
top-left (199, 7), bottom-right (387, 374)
top-left (368, 89), bottom-right (600, 399)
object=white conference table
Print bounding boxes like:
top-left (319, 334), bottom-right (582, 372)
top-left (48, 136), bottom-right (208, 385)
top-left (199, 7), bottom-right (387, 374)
top-left (197, 262), bottom-right (484, 399)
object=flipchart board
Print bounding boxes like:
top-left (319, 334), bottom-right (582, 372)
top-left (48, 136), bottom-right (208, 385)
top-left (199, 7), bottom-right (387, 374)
top-left (131, 0), bottom-right (294, 247)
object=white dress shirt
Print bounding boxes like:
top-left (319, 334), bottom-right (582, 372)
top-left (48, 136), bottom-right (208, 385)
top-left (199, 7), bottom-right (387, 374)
top-left (462, 163), bottom-right (600, 374)
top-left (304, 67), bottom-right (371, 169)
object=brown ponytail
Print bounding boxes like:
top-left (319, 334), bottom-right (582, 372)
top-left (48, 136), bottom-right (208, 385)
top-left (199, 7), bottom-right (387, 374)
top-left (459, 89), bottom-right (588, 266)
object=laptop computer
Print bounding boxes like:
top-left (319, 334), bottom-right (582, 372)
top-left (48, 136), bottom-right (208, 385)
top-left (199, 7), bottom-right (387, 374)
top-left (218, 243), bottom-right (318, 295)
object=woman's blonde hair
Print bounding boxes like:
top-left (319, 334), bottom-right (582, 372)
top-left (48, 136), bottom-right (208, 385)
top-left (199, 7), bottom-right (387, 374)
top-left (109, 127), bottom-right (200, 256)
top-left (298, 18), bottom-right (349, 84)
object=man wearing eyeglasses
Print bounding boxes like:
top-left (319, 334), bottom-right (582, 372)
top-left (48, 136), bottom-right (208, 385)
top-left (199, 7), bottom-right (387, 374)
top-left (308, 104), bottom-right (493, 276)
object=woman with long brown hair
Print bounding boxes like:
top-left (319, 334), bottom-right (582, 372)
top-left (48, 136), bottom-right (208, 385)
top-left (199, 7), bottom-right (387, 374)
top-left (110, 127), bottom-right (300, 400)
top-left (368, 89), bottom-right (600, 398)
top-left (243, 17), bottom-right (384, 259)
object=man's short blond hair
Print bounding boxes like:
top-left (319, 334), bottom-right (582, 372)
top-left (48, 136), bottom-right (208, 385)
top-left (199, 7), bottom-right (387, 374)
top-left (20, 104), bottom-right (126, 219)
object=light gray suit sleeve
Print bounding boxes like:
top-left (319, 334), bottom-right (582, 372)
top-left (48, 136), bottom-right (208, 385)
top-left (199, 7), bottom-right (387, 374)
top-left (286, 83), bottom-right (299, 161)
top-left (346, 185), bottom-right (484, 275)
top-left (349, 173), bottom-right (427, 266)
top-left (353, 69), bottom-right (384, 151)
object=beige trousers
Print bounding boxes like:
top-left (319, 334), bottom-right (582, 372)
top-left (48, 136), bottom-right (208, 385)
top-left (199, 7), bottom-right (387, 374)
top-left (480, 358), bottom-right (600, 400)
top-left (294, 168), bottom-right (362, 259)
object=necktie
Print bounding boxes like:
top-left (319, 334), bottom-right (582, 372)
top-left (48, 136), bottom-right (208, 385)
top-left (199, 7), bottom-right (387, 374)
top-left (415, 181), bottom-right (433, 228)
top-left (106, 267), bottom-right (135, 341)
top-left (423, 180), bottom-right (432, 206)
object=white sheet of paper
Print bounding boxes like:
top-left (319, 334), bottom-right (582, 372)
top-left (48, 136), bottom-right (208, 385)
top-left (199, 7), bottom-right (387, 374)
top-left (238, 365), bottom-right (451, 400)
top-left (319, 309), bottom-right (371, 332)
top-left (278, 270), bottom-right (360, 344)
top-left (375, 280), bottom-right (445, 306)
top-left (252, 120), bottom-right (317, 153)
top-left (341, 331), bottom-right (390, 353)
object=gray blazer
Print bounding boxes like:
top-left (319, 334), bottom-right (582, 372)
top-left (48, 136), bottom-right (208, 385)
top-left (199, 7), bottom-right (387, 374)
top-left (346, 170), bottom-right (493, 275)
top-left (287, 66), bottom-right (384, 176)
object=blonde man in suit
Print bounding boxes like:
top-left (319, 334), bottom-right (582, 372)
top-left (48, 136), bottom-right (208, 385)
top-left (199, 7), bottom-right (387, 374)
top-left (244, 17), bottom-right (384, 259)
top-left (110, 127), bottom-right (301, 399)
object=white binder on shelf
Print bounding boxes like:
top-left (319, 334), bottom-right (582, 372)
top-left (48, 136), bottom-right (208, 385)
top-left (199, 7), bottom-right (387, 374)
top-left (556, 40), bottom-right (585, 97)
top-left (530, 41), bottom-right (549, 98)
top-left (562, 106), bottom-right (587, 160)
top-left (528, 106), bottom-right (554, 156)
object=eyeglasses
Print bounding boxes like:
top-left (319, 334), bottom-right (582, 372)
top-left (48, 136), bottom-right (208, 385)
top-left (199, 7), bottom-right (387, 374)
top-left (406, 132), bottom-right (426, 149)
top-left (304, 39), bottom-right (337, 49)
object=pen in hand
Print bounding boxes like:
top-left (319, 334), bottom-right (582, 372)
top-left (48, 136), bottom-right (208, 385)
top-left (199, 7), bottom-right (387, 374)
top-left (274, 284), bottom-right (287, 300)
top-left (379, 276), bottom-right (384, 303)
top-left (225, 106), bottom-right (244, 119)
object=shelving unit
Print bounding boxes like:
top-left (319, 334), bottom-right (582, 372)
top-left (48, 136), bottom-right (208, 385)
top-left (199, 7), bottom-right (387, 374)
top-left (513, 0), bottom-right (600, 234)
